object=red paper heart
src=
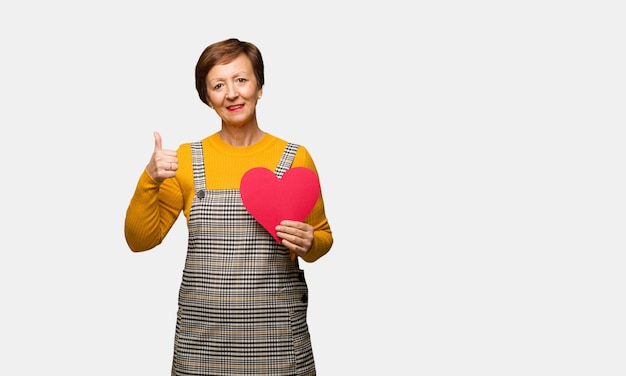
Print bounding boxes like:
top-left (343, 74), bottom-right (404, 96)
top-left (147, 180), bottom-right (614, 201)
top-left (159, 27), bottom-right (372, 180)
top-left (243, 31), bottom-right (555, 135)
top-left (240, 167), bottom-right (320, 243)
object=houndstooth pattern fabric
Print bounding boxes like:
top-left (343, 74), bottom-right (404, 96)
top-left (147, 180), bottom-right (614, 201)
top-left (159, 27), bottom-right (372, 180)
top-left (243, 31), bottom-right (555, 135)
top-left (171, 142), bottom-right (315, 375)
top-left (274, 142), bottom-right (299, 178)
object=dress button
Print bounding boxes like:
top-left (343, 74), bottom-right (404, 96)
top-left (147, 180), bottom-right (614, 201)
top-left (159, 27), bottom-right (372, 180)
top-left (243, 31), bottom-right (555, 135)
top-left (197, 190), bottom-right (205, 199)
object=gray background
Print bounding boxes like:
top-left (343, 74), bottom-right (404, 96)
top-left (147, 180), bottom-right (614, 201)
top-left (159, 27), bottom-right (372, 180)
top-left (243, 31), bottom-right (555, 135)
top-left (1, 1), bottom-right (624, 374)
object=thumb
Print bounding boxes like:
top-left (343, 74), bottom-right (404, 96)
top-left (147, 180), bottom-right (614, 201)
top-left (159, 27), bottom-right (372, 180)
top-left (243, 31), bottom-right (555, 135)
top-left (153, 131), bottom-right (162, 151)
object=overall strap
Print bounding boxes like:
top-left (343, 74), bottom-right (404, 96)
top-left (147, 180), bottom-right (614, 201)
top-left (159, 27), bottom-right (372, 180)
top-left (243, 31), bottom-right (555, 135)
top-left (274, 142), bottom-right (299, 178)
top-left (274, 142), bottom-right (302, 267)
top-left (190, 141), bottom-right (206, 195)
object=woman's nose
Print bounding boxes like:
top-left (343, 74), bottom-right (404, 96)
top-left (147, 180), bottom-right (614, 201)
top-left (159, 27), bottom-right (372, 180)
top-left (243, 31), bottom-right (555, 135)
top-left (225, 86), bottom-right (238, 99)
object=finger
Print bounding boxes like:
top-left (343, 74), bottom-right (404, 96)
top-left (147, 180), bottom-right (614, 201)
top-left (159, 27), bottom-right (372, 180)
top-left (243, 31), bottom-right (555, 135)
top-left (281, 238), bottom-right (308, 257)
top-left (279, 219), bottom-right (298, 227)
top-left (279, 220), bottom-right (313, 231)
top-left (154, 131), bottom-right (162, 151)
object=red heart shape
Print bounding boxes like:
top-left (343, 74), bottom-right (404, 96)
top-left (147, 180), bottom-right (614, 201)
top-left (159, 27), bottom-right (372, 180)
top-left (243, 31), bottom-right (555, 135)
top-left (240, 167), bottom-right (320, 243)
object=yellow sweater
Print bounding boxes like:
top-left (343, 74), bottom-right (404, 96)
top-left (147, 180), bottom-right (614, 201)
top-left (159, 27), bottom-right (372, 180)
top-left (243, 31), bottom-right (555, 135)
top-left (124, 132), bottom-right (333, 263)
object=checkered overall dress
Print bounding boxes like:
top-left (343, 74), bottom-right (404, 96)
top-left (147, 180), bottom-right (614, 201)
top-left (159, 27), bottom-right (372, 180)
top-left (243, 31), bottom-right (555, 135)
top-left (171, 141), bottom-right (316, 375)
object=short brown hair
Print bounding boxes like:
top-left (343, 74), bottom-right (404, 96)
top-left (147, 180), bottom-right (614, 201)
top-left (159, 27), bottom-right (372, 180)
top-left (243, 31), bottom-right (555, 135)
top-left (195, 38), bottom-right (265, 106)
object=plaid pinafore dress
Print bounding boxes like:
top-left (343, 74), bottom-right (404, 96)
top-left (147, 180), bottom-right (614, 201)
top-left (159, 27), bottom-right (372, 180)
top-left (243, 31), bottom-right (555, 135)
top-left (171, 141), bottom-right (315, 376)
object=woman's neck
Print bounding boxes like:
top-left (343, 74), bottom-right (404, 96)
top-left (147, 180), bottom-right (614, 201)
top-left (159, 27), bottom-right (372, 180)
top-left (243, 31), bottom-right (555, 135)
top-left (219, 125), bottom-right (265, 147)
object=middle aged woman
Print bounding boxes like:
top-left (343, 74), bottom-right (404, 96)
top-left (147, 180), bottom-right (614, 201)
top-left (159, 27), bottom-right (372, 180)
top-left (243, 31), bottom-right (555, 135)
top-left (124, 38), bottom-right (334, 375)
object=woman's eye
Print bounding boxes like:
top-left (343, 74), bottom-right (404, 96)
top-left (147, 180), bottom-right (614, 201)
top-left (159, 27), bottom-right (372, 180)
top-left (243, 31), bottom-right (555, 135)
top-left (237, 78), bottom-right (247, 83)
top-left (213, 83), bottom-right (223, 90)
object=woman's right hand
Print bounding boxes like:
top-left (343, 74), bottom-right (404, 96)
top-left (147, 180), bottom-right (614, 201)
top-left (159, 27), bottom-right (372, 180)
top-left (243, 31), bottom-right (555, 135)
top-left (146, 131), bottom-right (178, 182)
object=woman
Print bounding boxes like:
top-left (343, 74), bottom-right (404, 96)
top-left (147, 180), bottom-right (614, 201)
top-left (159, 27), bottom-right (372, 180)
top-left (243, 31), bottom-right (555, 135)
top-left (124, 38), bottom-right (333, 375)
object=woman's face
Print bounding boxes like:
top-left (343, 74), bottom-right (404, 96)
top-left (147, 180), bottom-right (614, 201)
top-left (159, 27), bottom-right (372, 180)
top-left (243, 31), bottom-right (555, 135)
top-left (206, 54), bottom-right (263, 127)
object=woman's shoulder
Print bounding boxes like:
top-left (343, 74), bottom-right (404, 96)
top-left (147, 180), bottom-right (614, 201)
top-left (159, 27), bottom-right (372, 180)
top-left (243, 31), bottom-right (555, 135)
top-left (264, 132), bottom-right (309, 151)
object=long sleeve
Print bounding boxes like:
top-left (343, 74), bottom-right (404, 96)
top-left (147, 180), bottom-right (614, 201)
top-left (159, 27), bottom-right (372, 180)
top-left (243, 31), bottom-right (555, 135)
top-left (124, 169), bottom-right (184, 252)
top-left (301, 213), bottom-right (333, 263)
top-left (291, 148), bottom-right (333, 263)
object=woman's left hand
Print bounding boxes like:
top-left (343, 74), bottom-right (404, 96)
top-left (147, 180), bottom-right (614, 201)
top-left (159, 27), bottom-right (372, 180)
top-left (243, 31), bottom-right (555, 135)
top-left (276, 220), bottom-right (314, 257)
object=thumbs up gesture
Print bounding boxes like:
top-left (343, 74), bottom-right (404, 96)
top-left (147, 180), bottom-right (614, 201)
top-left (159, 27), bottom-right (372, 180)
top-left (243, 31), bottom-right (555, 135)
top-left (146, 131), bottom-right (178, 182)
